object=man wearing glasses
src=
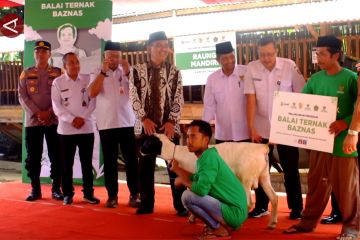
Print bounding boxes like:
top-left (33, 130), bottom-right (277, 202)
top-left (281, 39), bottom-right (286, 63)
top-left (244, 36), bottom-right (305, 220)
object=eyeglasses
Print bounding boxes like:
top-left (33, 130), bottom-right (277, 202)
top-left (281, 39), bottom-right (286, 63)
top-left (152, 43), bottom-right (169, 49)
top-left (258, 52), bottom-right (276, 58)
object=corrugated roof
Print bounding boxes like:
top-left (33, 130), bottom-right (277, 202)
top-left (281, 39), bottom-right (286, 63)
top-left (113, 0), bottom-right (360, 42)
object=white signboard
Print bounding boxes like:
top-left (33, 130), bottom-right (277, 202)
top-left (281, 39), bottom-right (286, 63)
top-left (270, 91), bottom-right (338, 153)
top-left (174, 31), bottom-right (236, 86)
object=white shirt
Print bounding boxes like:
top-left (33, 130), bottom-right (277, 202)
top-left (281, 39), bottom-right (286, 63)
top-left (244, 57), bottom-right (305, 138)
top-left (51, 73), bottom-right (95, 135)
top-left (90, 66), bottom-right (135, 130)
top-left (203, 65), bottom-right (249, 141)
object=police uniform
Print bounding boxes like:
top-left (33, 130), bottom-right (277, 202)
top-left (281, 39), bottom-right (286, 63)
top-left (51, 72), bottom-right (97, 201)
top-left (18, 40), bottom-right (62, 200)
top-left (203, 42), bottom-right (249, 142)
top-left (90, 42), bottom-right (139, 205)
top-left (244, 57), bottom-right (305, 216)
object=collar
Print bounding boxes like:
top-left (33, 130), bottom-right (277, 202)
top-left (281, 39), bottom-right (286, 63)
top-left (64, 72), bottom-right (79, 82)
top-left (260, 57), bottom-right (284, 72)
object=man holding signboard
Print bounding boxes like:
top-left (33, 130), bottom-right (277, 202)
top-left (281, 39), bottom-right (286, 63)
top-left (244, 36), bottom-right (305, 220)
top-left (284, 35), bottom-right (359, 240)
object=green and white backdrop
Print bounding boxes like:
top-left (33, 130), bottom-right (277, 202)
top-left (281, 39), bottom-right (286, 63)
top-left (174, 31), bottom-right (236, 86)
top-left (22, 0), bottom-right (112, 185)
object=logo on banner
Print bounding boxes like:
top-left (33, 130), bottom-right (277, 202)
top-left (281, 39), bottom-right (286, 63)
top-left (0, 13), bottom-right (24, 38)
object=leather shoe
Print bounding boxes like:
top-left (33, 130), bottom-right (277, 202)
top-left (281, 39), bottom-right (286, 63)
top-left (176, 209), bottom-right (189, 217)
top-left (63, 196), bottom-right (73, 205)
top-left (25, 191), bottom-right (42, 201)
top-left (320, 214), bottom-right (342, 224)
top-left (136, 208), bottom-right (153, 215)
top-left (52, 191), bottom-right (64, 200)
top-left (289, 210), bottom-right (302, 220)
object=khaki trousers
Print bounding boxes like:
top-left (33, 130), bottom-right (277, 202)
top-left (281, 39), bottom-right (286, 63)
top-left (297, 151), bottom-right (360, 236)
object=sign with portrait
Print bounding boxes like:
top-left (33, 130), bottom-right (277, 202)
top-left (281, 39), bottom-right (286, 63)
top-left (269, 91), bottom-right (338, 153)
top-left (174, 31), bottom-right (236, 86)
top-left (22, 0), bottom-right (112, 185)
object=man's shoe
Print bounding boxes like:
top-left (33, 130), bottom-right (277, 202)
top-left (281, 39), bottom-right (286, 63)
top-left (248, 208), bottom-right (269, 218)
top-left (83, 195), bottom-right (100, 204)
top-left (289, 210), bottom-right (302, 220)
top-left (177, 209), bottom-right (189, 217)
top-left (128, 195), bottom-right (141, 208)
top-left (63, 196), bottom-right (73, 205)
top-left (25, 191), bottom-right (42, 201)
top-left (136, 208), bottom-right (153, 215)
top-left (52, 190), bottom-right (64, 201)
top-left (105, 197), bottom-right (118, 208)
top-left (320, 214), bottom-right (342, 224)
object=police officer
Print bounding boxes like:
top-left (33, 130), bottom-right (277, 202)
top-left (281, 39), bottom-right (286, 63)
top-left (244, 36), bottom-right (305, 219)
top-left (18, 40), bottom-right (63, 201)
top-left (203, 41), bottom-right (249, 143)
top-left (89, 41), bottom-right (140, 208)
top-left (51, 52), bottom-right (99, 205)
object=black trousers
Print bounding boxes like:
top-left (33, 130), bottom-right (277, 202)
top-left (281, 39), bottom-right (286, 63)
top-left (99, 127), bottom-right (139, 198)
top-left (254, 140), bottom-right (303, 212)
top-left (58, 133), bottom-right (94, 198)
top-left (25, 125), bottom-right (61, 192)
top-left (136, 135), bottom-right (187, 212)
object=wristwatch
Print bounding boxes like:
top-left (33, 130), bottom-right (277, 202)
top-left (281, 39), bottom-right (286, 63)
top-left (348, 129), bottom-right (359, 136)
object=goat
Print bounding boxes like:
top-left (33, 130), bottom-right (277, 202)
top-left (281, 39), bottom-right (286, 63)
top-left (140, 134), bottom-right (278, 229)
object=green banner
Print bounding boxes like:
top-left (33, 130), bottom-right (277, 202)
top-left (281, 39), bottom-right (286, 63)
top-left (176, 50), bottom-right (219, 70)
top-left (22, 0), bottom-right (111, 186)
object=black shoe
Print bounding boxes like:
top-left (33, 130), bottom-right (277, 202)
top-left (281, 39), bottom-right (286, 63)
top-left (289, 210), bottom-right (302, 220)
top-left (105, 196), bottom-right (118, 208)
top-left (128, 195), bottom-right (141, 208)
top-left (52, 190), bottom-right (64, 201)
top-left (176, 209), bottom-right (189, 217)
top-left (63, 196), bottom-right (73, 205)
top-left (248, 208), bottom-right (269, 218)
top-left (25, 191), bottom-right (42, 201)
top-left (136, 208), bottom-right (153, 215)
top-left (320, 214), bottom-right (342, 224)
top-left (83, 195), bottom-right (100, 204)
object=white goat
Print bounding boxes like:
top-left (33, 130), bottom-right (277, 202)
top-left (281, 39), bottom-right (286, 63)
top-left (155, 134), bottom-right (278, 229)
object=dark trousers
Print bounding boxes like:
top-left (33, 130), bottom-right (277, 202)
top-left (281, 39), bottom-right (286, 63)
top-left (25, 125), bottom-right (61, 192)
top-left (99, 127), bottom-right (139, 198)
top-left (136, 135), bottom-right (187, 212)
top-left (59, 133), bottom-right (94, 198)
top-left (254, 140), bottom-right (303, 212)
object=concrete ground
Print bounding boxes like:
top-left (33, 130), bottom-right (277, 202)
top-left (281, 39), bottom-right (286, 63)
top-left (0, 159), bottom-right (308, 194)
top-left (0, 159), bottom-right (172, 184)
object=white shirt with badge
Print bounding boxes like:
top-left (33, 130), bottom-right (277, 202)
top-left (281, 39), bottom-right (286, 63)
top-left (203, 65), bottom-right (249, 141)
top-left (244, 57), bottom-right (305, 139)
top-left (90, 66), bottom-right (135, 131)
top-left (51, 73), bottom-right (95, 135)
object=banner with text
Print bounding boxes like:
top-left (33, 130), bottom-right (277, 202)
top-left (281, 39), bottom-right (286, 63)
top-left (174, 32), bottom-right (236, 86)
top-left (269, 91), bottom-right (338, 153)
top-left (22, 0), bottom-right (112, 185)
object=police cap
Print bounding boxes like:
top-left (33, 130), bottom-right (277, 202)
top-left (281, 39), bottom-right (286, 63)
top-left (34, 40), bottom-right (51, 51)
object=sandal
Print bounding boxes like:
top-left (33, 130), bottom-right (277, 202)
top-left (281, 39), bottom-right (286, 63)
top-left (336, 233), bottom-right (358, 240)
top-left (197, 226), bottom-right (231, 240)
top-left (283, 225), bottom-right (311, 234)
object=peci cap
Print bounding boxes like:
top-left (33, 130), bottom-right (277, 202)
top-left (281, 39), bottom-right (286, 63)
top-left (215, 41), bottom-right (234, 55)
top-left (104, 41), bottom-right (121, 51)
top-left (34, 40), bottom-right (51, 51)
top-left (148, 31), bottom-right (167, 45)
top-left (316, 35), bottom-right (342, 51)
